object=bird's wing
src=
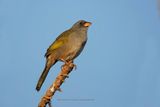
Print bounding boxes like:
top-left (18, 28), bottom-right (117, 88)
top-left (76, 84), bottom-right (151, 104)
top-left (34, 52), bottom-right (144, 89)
top-left (45, 29), bottom-right (72, 57)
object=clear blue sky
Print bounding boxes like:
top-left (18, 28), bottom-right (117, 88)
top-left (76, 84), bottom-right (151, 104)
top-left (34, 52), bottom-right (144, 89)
top-left (0, 0), bottom-right (160, 107)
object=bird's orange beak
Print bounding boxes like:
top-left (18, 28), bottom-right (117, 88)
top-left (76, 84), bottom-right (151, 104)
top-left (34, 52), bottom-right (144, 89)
top-left (83, 22), bottom-right (92, 27)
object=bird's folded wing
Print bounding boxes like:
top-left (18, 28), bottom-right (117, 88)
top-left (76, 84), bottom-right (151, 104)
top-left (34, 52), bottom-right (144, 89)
top-left (45, 29), bottom-right (72, 57)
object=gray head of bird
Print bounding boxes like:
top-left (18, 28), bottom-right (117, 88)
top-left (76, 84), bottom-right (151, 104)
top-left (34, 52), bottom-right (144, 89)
top-left (71, 20), bottom-right (92, 31)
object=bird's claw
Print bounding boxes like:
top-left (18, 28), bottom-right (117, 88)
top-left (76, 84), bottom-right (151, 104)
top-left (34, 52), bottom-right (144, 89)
top-left (61, 60), bottom-right (77, 70)
top-left (70, 63), bottom-right (77, 70)
top-left (66, 61), bottom-right (77, 70)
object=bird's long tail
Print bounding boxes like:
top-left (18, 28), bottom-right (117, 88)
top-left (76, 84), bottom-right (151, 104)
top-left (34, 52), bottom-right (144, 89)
top-left (36, 66), bottom-right (50, 91)
top-left (36, 59), bottom-right (56, 91)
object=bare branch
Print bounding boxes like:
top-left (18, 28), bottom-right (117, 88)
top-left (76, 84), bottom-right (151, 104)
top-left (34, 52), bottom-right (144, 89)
top-left (38, 61), bottom-right (75, 107)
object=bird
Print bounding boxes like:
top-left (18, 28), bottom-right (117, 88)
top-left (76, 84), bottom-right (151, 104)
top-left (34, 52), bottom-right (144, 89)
top-left (36, 20), bottom-right (92, 91)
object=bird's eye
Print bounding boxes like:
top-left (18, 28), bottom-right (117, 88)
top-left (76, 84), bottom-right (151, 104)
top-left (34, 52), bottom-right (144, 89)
top-left (80, 21), bottom-right (85, 26)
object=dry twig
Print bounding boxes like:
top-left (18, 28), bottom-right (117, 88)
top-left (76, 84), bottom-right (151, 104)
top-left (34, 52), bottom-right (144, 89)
top-left (38, 61), bottom-right (75, 107)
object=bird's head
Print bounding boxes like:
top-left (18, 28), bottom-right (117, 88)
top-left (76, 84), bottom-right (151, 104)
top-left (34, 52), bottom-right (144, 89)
top-left (71, 20), bottom-right (92, 30)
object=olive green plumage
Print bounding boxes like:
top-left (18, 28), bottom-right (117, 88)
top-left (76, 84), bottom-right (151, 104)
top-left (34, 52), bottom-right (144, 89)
top-left (36, 20), bottom-right (91, 91)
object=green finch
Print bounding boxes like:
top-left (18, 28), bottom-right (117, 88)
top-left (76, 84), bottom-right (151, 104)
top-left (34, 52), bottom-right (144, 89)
top-left (36, 20), bottom-right (92, 91)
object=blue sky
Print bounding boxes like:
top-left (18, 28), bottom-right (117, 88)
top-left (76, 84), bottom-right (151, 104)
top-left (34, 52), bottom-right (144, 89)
top-left (0, 0), bottom-right (160, 107)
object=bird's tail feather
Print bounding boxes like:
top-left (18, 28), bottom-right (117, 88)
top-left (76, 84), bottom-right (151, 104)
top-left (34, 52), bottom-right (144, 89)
top-left (36, 65), bottom-right (51, 91)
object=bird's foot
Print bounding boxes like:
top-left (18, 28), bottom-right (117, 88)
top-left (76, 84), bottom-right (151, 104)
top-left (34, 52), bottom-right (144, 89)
top-left (72, 63), bottom-right (77, 70)
top-left (61, 60), bottom-right (77, 70)
top-left (66, 61), bottom-right (77, 70)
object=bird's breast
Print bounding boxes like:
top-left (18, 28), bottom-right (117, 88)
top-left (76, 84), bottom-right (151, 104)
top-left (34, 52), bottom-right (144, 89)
top-left (69, 31), bottom-right (87, 48)
top-left (60, 31), bottom-right (87, 61)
